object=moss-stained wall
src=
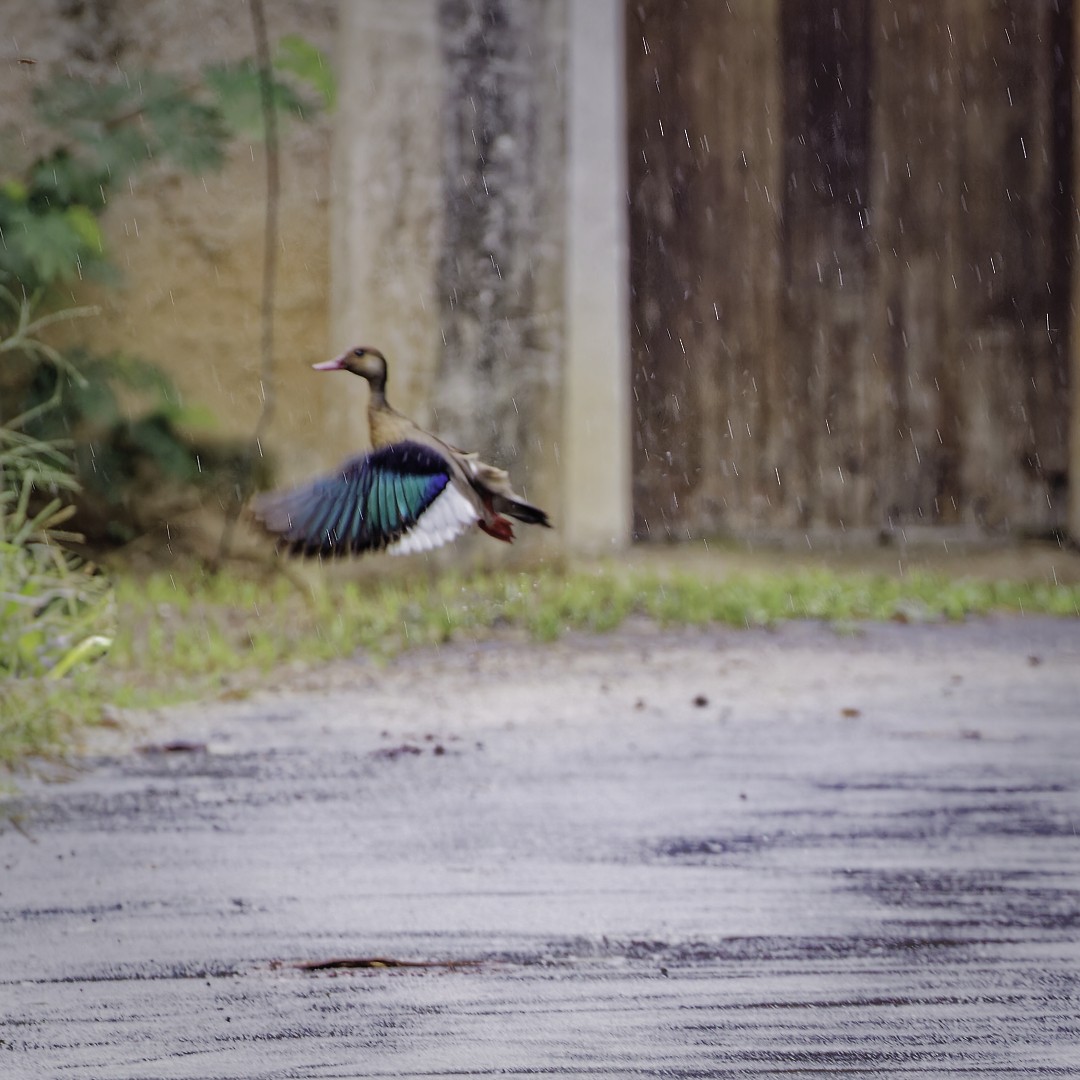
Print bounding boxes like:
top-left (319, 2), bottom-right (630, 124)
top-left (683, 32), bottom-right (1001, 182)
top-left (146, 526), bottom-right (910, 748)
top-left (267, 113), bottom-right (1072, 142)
top-left (1, 0), bottom-right (337, 486)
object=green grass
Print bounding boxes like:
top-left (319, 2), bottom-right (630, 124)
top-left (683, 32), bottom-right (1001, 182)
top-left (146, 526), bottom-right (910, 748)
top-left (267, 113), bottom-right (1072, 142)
top-left (3, 560), bottom-right (1080, 771)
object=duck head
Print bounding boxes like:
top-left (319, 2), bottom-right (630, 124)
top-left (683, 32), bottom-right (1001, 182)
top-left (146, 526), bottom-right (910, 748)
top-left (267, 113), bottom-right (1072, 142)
top-left (314, 346), bottom-right (388, 389)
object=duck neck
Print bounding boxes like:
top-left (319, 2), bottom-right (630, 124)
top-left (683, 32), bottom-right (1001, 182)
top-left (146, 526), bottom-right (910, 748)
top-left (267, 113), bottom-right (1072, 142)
top-left (366, 381), bottom-right (388, 411)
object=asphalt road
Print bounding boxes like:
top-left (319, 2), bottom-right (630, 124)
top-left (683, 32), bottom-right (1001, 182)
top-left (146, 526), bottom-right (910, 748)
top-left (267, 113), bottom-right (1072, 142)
top-left (2, 616), bottom-right (1079, 1079)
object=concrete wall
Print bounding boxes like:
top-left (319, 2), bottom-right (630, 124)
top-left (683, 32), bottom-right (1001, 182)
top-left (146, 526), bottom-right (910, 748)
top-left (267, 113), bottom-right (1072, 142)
top-left (1, 0), bottom-right (337, 485)
top-left (4, 0), bottom-right (632, 555)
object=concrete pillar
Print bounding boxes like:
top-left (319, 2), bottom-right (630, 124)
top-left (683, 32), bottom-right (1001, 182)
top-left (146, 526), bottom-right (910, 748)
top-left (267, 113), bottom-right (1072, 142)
top-left (330, 0), bottom-right (632, 553)
top-left (562, 0), bottom-right (632, 552)
top-left (328, 0), bottom-right (443, 458)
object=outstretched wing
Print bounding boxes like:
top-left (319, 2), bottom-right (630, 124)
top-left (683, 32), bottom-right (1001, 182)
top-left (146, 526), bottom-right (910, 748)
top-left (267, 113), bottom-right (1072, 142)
top-left (251, 441), bottom-right (479, 557)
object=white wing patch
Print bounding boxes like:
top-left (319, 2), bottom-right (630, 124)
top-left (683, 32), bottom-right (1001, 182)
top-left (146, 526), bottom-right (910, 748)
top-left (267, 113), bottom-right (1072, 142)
top-left (387, 483), bottom-right (479, 556)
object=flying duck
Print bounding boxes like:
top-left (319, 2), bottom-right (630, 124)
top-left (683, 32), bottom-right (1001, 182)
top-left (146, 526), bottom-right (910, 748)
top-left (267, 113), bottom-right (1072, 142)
top-left (251, 346), bottom-right (551, 557)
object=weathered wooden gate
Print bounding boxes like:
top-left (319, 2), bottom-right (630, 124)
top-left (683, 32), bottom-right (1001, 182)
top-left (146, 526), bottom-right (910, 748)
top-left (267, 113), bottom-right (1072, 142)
top-left (627, 0), bottom-right (1072, 541)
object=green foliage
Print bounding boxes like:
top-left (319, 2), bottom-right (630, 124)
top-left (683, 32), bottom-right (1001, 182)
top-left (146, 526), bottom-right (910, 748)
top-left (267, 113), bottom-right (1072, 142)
top-left (33, 71), bottom-right (227, 197)
top-left (0, 300), bottom-right (114, 767)
top-left (21, 346), bottom-right (223, 537)
top-left (3, 44), bottom-right (333, 295)
top-left (205, 33), bottom-right (335, 137)
top-left (274, 34), bottom-right (337, 111)
top-left (0, 181), bottom-right (105, 286)
top-left (0, 410), bottom-right (114, 683)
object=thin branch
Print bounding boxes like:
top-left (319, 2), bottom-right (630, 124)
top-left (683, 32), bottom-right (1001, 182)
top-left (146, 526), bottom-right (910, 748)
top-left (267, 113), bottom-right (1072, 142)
top-left (16, 303), bottom-right (102, 342)
top-left (214, 0), bottom-right (280, 566)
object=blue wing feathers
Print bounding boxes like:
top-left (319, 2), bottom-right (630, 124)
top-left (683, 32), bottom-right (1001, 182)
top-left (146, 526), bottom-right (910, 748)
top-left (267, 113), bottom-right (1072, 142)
top-left (391, 475), bottom-right (413, 527)
top-left (251, 441), bottom-right (454, 556)
top-left (376, 474), bottom-right (395, 534)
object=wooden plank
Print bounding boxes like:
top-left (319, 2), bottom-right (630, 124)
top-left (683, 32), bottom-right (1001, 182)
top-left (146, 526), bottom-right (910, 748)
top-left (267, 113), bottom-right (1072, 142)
top-left (627, 0), bottom-right (696, 540)
top-left (866, 1), bottom-right (958, 532)
top-left (948, 0), bottom-right (1070, 532)
top-left (686, 0), bottom-right (784, 534)
top-left (627, 0), bottom-right (1072, 540)
top-left (780, 0), bottom-right (873, 529)
top-left (627, 0), bottom-right (782, 539)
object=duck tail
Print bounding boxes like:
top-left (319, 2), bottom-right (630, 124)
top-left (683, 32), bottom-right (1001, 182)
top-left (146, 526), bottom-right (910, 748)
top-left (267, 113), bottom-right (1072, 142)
top-left (499, 497), bottom-right (551, 528)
